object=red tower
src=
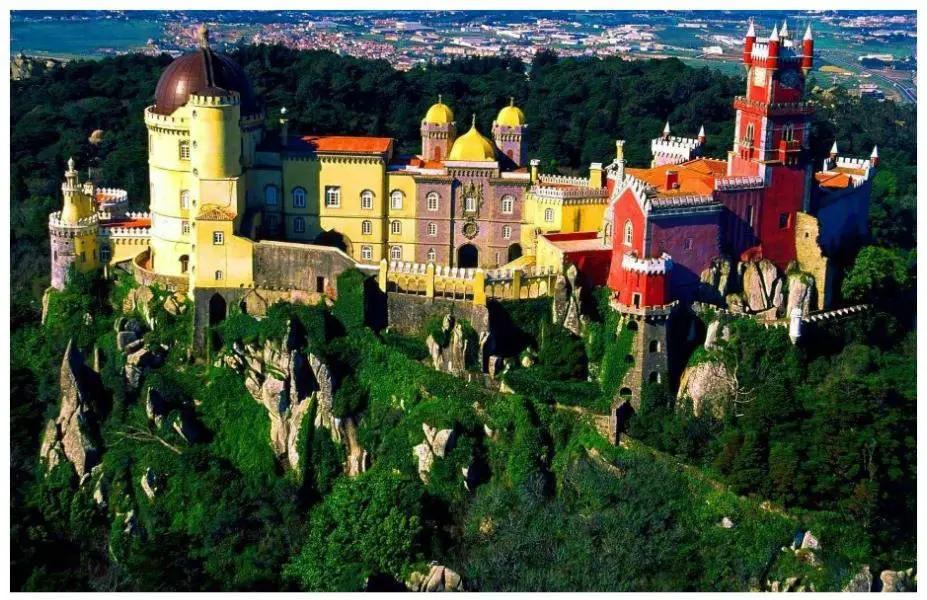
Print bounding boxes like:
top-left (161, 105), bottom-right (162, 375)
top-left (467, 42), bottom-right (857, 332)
top-left (728, 21), bottom-right (815, 268)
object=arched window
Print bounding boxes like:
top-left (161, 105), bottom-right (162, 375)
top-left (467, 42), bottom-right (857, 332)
top-left (264, 185), bottom-right (279, 206)
top-left (360, 190), bottom-right (374, 210)
top-left (782, 123), bottom-right (794, 143)
top-left (744, 123), bottom-right (755, 146)
top-left (544, 207), bottom-right (554, 223)
top-left (100, 245), bottom-right (112, 263)
top-left (361, 246), bottom-right (373, 260)
top-left (649, 340), bottom-right (661, 353)
top-left (502, 225), bottom-right (512, 239)
top-left (604, 222), bottom-right (612, 240)
top-left (294, 216), bottom-right (306, 233)
top-left (180, 190), bottom-right (191, 209)
top-left (390, 220), bottom-right (401, 235)
top-left (390, 245), bottom-right (402, 260)
top-left (292, 187), bottom-right (307, 208)
top-left (624, 220), bottom-right (633, 246)
top-left (362, 220), bottom-right (372, 235)
top-left (649, 371), bottom-right (662, 384)
top-left (390, 190), bottom-right (404, 210)
top-left (427, 222), bottom-right (437, 236)
top-left (427, 192), bottom-right (440, 211)
top-left (179, 255), bottom-right (189, 273)
top-left (465, 197), bottom-right (477, 212)
top-left (215, 270), bottom-right (224, 281)
top-left (501, 195), bottom-right (514, 214)
top-left (427, 248), bottom-right (437, 262)
top-left (325, 186), bottom-right (340, 208)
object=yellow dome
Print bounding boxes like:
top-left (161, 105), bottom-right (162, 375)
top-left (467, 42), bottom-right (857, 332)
top-left (448, 117), bottom-right (497, 162)
top-left (424, 95), bottom-right (454, 125)
top-left (496, 97), bottom-right (526, 127)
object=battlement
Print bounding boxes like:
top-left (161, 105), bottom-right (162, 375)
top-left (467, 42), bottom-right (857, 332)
top-left (144, 106), bottom-right (189, 128)
top-left (651, 136), bottom-right (701, 153)
top-left (531, 184), bottom-right (609, 201)
top-left (835, 156), bottom-right (872, 173)
top-left (188, 91), bottom-right (241, 107)
top-left (733, 96), bottom-right (813, 116)
top-left (621, 252), bottom-right (673, 275)
top-left (714, 176), bottom-right (765, 191)
top-left (96, 187), bottom-right (128, 203)
top-left (538, 173), bottom-right (597, 188)
top-left (49, 211), bottom-right (99, 230)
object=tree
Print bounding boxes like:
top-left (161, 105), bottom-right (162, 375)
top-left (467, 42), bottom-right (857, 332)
top-left (841, 246), bottom-right (913, 304)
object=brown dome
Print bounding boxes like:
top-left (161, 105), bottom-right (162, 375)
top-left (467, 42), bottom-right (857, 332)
top-left (152, 27), bottom-right (258, 116)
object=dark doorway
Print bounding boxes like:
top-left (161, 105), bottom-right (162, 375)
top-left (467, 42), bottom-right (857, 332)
top-left (457, 243), bottom-right (479, 268)
top-left (507, 243), bottom-right (523, 262)
top-left (209, 293), bottom-right (227, 326)
top-left (314, 229), bottom-right (352, 255)
top-left (614, 400), bottom-right (635, 436)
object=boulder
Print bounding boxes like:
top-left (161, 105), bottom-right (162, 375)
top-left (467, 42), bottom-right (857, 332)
top-left (741, 258), bottom-right (783, 313)
top-left (677, 361), bottom-right (732, 418)
top-left (552, 264), bottom-right (585, 336)
top-left (786, 272), bottom-right (815, 318)
top-left (407, 565), bottom-right (464, 592)
top-left (725, 293), bottom-right (745, 314)
top-left (116, 330), bottom-right (137, 351)
top-left (40, 341), bottom-right (101, 479)
top-left (426, 317), bottom-right (470, 377)
top-left (843, 565), bottom-right (873, 593)
top-left (487, 355), bottom-right (505, 379)
top-left (800, 530), bottom-right (819, 550)
top-left (145, 387), bottom-right (168, 427)
top-left (699, 257), bottom-right (732, 304)
top-left (140, 468), bottom-right (161, 500)
top-left (413, 423), bottom-right (457, 483)
top-left (879, 569), bottom-right (914, 592)
top-left (703, 320), bottom-right (730, 350)
top-left (720, 517), bottom-right (734, 529)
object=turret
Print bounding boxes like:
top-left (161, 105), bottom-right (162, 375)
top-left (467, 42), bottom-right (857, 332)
top-left (779, 20), bottom-right (790, 40)
top-left (662, 121), bottom-right (671, 140)
top-left (49, 158), bottom-right (100, 290)
top-left (529, 158), bottom-right (540, 184)
top-left (615, 139), bottom-right (626, 182)
top-left (743, 20), bottom-right (756, 70)
top-left (870, 145), bottom-right (879, 167)
top-left (802, 23), bottom-right (814, 75)
top-left (697, 124), bottom-right (706, 144)
top-left (767, 25), bottom-right (780, 69)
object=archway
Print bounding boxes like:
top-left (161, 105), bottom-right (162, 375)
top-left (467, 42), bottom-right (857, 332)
top-left (314, 229), bottom-right (352, 256)
top-left (209, 293), bottom-right (227, 326)
top-left (457, 244), bottom-right (479, 268)
top-left (179, 255), bottom-right (189, 274)
top-left (507, 243), bottom-right (523, 262)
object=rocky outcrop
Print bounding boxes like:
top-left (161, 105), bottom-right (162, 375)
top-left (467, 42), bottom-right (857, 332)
top-left (677, 360), bottom-right (732, 418)
top-left (703, 320), bottom-right (730, 350)
top-left (552, 263), bottom-right (585, 336)
top-left (426, 315), bottom-right (471, 376)
top-left (39, 340), bottom-right (101, 479)
top-left (879, 569), bottom-right (915, 592)
top-left (785, 272), bottom-right (815, 318)
top-left (741, 258), bottom-right (783, 316)
top-left (699, 257), bottom-right (732, 305)
top-left (140, 468), bottom-right (162, 500)
top-left (413, 423), bottom-right (458, 483)
top-left (842, 566), bottom-right (873, 592)
top-left (406, 565), bottom-right (464, 592)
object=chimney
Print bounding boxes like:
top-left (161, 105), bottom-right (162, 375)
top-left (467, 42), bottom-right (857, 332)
top-left (665, 170), bottom-right (680, 190)
top-left (529, 158), bottom-right (540, 184)
top-left (589, 162), bottom-right (603, 188)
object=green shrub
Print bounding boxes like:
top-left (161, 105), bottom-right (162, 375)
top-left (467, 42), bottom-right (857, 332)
top-left (332, 268), bottom-right (368, 330)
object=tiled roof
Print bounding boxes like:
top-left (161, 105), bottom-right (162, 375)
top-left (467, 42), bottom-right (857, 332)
top-left (290, 135), bottom-right (393, 155)
top-left (100, 218), bottom-right (151, 229)
top-left (815, 171), bottom-right (852, 189)
top-left (626, 157), bottom-right (726, 196)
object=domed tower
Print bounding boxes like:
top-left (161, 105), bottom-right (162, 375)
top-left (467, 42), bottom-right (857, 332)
top-left (492, 97), bottom-right (527, 167)
top-left (49, 158), bottom-right (99, 290)
top-left (447, 115), bottom-right (497, 162)
top-left (143, 24), bottom-right (263, 285)
top-left (421, 95), bottom-right (456, 162)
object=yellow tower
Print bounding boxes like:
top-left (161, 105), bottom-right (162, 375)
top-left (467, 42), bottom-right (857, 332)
top-left (49, 157), bottom-right (99, 289)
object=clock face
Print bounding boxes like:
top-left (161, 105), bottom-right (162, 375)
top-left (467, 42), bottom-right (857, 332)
top-left (780, 70), bottom-right (800, 89)
top-left (752, 67), bottom-right (767, 87)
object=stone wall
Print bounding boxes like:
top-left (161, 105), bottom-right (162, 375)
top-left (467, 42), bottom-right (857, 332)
top-left (253, 240), bottom-right (356, 297)
top-left (387, 294), bottom-right (489, 336)
top-left (794, 212), bottom-right (831, 310)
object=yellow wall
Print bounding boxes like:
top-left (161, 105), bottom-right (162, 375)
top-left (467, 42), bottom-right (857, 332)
top-left (316, 156), bottom-right (389, 263)
top-left (192, 219), bottom-right (254, 288)
top-left (534, 235), bottom-right (565, 273)
top-left (73, 232), bottom-right (99, 272)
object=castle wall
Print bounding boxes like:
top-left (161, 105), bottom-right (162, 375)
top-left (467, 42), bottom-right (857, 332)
top-left (794, 212), bottom-right (831, 309)
top-left (386, 293), bottom-right (489, 335)
top-left (252, 240), bottom-right (357, 295)
top-left (716, 187), bottom-right (763, 257)
top-left (815, 183), bottom-right (871, 255)
top-left (648, 212), bottom-right (721, 305)
top-left (757, 163), bottom-right (806, 269)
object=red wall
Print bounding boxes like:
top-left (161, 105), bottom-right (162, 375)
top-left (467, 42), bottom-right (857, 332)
top-left (564, 249), bottom-right (612, 287)
top-left (648, 212), bottom-right (721, 305)
top-left (607, 188), bottom-right (646, 291)
top-left (758, 164), bottom-right (806, 268)
top-left (612, 263), bottom-right (669, 307)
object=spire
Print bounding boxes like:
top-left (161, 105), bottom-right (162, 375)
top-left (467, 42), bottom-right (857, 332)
top-left (67, 156), bottom-right (75, 173)
top-left (509, 96), bottom-right (515, 107)
top-left (746, 19), bottom-right (756, 38)
top-left (438, 93), bottom-right (443, 105)
top-left (471, 114), bottom-right (477, 129)
top-left (829, 141), bottom-right (839, 156)
top-left (197, 24), bottom-right (210, 49)
top-left (769, 24), bottom-right (780, 42)
top-left (803, 22), bottom-right (813, 41)
top-left (870, 145), bottom-right (879, 158)
top-left (780, 20), bottom-right (789, 39)
top-left (662, 121), bottom-right (671, 138)
top-left (697, 125), bottom-right (706, 141)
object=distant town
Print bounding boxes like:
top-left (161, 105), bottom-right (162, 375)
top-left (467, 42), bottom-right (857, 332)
top-left (10, 10), bottom-right (917, 103)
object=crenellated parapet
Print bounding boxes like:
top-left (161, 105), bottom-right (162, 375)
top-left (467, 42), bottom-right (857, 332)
top-left (621, 251), bottom-right (673, 275)
top-left (714, 175), bottom-right (765, 191)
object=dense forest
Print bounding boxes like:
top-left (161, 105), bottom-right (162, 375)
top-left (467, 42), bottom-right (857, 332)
top-left (10, 47), bottom-right (917, 591)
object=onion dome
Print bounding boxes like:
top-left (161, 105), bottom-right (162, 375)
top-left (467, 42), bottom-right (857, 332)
top-left (448, 116), bottom-right (497, 162)
top-left (495, 97), bottom-right (526, 127)
top-left (152, 24), bottom-right (258, 116)
top-left (423, 94), bottom-right (454, 125)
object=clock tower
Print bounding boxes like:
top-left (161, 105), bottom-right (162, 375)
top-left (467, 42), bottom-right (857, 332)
top-left (729, 20), bottom-right (815, 267)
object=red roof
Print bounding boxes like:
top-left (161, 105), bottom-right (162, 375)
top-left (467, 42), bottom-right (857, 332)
top-left (291, 135), bottom-right (392, 155)
top-left (100, 218), bottom-right (150, 229)
top-left (815, 171), bottom-right (853, 189)
top-left (626, 158), bottom-right (726, 196)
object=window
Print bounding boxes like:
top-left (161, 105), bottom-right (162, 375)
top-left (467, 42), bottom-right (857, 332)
top-left (362, 220), bottom-right (373, 235)
top-left (684, 238), bottom-right (693, 251)
top-left (427, 222), bottom-right (437, 237)
top-left (390, 245), bottom-right (402, 260)
top-left (325, 186), bottom-right (341, 208)
top-left (294, 216), bottom-right (306, 233)
top-left (179, 255), bottom-right (189, 273)
top-left (266, 214), bottom-right (279, 228)
top-left (79, 252), bottom-right (86, 264)
top-left (182, 220), bottom-right (191, 235)
top-left (292, 187), bottom-right (307, 208)
top-left (465, 197), bottom-right (477, 212)
top-left (264, 185), bottom-right (279, 206)
top-left (746, 205), bottom-right (754, 227)
top-left (624, 220), bottom-right (633, 246)
top-left (501, 195), bottom-right (514, 214)
top-left (544, 207), bottom-right (554, 223)
top-left (744, 123), bottom-right (755, 146)
top-left (361, 246), bottom-right (373, 260)
top-left (427, 248), bottom-right (436, 262)
top-left (180, 190), bottom-right (191, 209)
top-left (215, 270), bottom-right (224, 281)
top-left (179, 140), bottom-right (191, 160)
top-left (361, 190), bottom-right (374, 210)
top-left (779, 212), bottom-right (790, 229)
top-left (427, 192), bottom-right (440, 211)
top-left (213, 231), bottom-right (225, 245)
top-left (649, 340), bottom-right (661, 353)
top-left (316, 276), bottom-right (325, 293)
top-left (390, 190), bottom-right (404, 210)
top-left (632, 292), bottom-right (641, 308)
top-left (782, 123), bottom-right (795, 143)
top-left (100, 245), bottom-right (111, 263)
top-left (502, 225), bottom-right (512, 239)
top-left (390, 220), bottom-right (401, 235)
